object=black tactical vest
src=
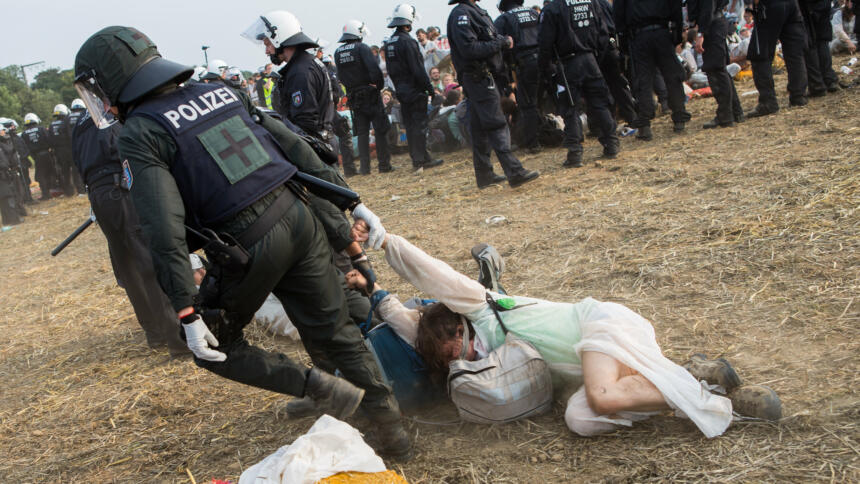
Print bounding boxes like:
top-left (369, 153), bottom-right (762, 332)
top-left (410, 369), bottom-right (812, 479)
top-left (335, 42), bottom-right (370, 91)
top-left (67, 110), bottom-right (86, 142)
top-left (128, 83), bottom-right (297, 229)
top-left (23, 127), bottom-right (50, 154)
top-left (506, 6), bottom-right (541, 54)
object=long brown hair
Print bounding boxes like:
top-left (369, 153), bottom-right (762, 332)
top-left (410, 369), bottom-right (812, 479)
top-left (415, 303), bottom-right (473, 384)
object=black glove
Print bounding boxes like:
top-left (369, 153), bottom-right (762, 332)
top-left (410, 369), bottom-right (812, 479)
top-left (350, 251), bottom-right (377, 296)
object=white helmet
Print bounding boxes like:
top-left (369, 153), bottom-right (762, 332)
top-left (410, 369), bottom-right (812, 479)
top-left (241, 11), bottom-right (319, 51)
top-left (208, 59), bottom-right (228, 75)
top-left (24, 113), bottom-right (41, 126)
top-left (4, 118), bottom-right (18, 130)
top-left (339, 20), bottom-right (370, 43)
top-left (53, 104), bottom-right (70, 117)
top-left (70, 98), bottom-right (86, 111)
top-left (224, 67), bottom-right (245, 88)
top-left (388, 4), bottom-right (418, 28)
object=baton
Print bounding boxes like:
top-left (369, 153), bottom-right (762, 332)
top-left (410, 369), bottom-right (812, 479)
top-left (51, 213), bottom-right (96, 256)
top-left (554, 49), bottom-right (577, 108)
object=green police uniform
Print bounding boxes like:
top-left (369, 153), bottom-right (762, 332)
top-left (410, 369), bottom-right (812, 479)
top-left (74, 26), bottom-right (407, 453)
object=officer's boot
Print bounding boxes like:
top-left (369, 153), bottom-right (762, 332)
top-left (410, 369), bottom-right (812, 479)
top-left (304, 367), bottom-right (365, 420)
top-left (682, 353), bottom-right (742, 392)
top-left (636, 125), bottom-right (653, 141)
top-left (562, 150), bottom-right (583, 168)
top-left (364, 413), bottom-right (413, 462)
top-left (285, 396), bottom-right (322, 418)
top-left (729, 385), bottom-right (782, 421)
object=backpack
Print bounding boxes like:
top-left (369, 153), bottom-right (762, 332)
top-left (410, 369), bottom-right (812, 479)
top-left (446, 297), bottom-right (553, 424)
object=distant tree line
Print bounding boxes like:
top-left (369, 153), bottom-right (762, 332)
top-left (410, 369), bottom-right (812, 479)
top-left (0, 66), bottom-right (77, 124)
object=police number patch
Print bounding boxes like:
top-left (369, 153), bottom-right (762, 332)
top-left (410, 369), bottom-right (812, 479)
top-left (292, 91), bottom-right (303, 107)
top-left (197, 115), bottom-right (271, 184)
top-left (457, 15), bottom-right (469, 26)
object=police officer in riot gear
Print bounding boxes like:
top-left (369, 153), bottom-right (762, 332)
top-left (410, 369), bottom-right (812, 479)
top-left (243, 13), bottom-right (344, 163)
top-left (495, 0), bottom-right (543, 154)
top-left (73, 114), bottom-right (190, 357)
top-left (49, 104), bottom-right (77, 196)
top-left (2, 119), bottom-right (35, 203)
top-left (335, 20), bottom-right (394, 175)
top-left (385, 4), bottom-right (444, 172)
top-left (447, 0), bottom-right (539, 189)
top-left (21, 113), bottom-right (56, 200)
top-left (688, 0), bottom-right (745, 128)
top-left (539, 0), bottom-right (620, 166)
top-left (0, 123), bottom-right (25, 226)
top-left (75, 25), bottom-right (410, 459)
top-left (745, 0), bottom-right (809, 117)
top-left (614, 0), bottom-right (692, 140)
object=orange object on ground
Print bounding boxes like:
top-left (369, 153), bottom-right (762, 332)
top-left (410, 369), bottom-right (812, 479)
top-left (317, 470), bottom-right (409, 484)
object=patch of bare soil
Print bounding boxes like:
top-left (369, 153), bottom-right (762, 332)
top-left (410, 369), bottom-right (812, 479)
top-left (1, 65), bottom-right (857, 483)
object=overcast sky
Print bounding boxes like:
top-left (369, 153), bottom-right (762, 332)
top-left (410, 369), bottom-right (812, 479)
top-left (1, 0), bottom-right (507, 77)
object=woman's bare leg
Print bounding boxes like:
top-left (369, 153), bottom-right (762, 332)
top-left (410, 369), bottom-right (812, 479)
top-left (582, 351), bottom-right (671, 415)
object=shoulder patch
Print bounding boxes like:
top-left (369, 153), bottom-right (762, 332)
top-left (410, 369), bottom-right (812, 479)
top-left (457, 15), bottom-right (470, 26)
top-left (121, 159), bottom-right (133, 190)
top-left (292, 91), bottom-right (303, 107)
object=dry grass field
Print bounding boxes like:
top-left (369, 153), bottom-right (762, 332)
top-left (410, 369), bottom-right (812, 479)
top-left (1, 67), bottom-right (858, 483)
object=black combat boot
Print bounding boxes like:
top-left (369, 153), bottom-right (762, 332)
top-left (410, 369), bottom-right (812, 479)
top-left (563, 150), bottom-right (583, 168)
top-left (304, 367), bottom-right (365, 420)
top-left (636, 125), bottom-right (653, 141)
top-left (476, 173), bottom-right (507, 189)
top-left (508, 170), bottom-right (540, 188)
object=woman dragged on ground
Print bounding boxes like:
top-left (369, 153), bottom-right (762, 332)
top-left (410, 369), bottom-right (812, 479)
top-left (346, 221), bottom-right (781, 437)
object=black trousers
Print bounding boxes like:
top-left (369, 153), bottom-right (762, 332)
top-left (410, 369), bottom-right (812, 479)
top-left (350, 91), bottom-right (392, 173)
top-left (515, 53), bottom-right (542, 148)
top-left (0, 178), bottom-right (21, 226)
top-left (702, 16), bottom-right (744, 124)
top-left (801, 0), bottom-right (838, 93)
top-left (33, 151), bottom-right (56, 200)
top-left (598, 45), bottom-right (638, 125)
top-left (630, 28), bottom-right (691, 126)
top-left (558, 54), bottom-right (619, 153)
top-left (54, 145), bottom-right (78, 197)
top-left (18, 159), bottom-right (33, 202)
top-left (400, 96), bottom-right (431, 167)
top-left (748, 0), bottom-right (808, 109)
top-left (196, 195), bottom-right (400, 421)
top-left (460, 74), bottom-right (529, 185)
top-left (89, 183), bottom-right (186, 351)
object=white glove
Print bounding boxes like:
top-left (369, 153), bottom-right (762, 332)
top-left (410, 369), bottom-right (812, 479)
top-left (182, 315), bottom-right (227, 362)
top-left (352, 203), bottom-right (386, 250)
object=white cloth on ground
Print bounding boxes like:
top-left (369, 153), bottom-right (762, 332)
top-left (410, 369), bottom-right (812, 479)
top-left (238, 415), bottom-right (385, 484)
top-left (573, 301), bottom-right (733, 438)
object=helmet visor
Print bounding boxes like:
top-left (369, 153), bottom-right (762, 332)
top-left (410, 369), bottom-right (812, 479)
top-left (241, 16), bottom-right (275, 45)
top-left (74, 74), bottom-right (112, 129)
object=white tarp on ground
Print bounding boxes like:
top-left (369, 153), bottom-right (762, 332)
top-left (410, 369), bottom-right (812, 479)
top-left (238, 415), bottom-right (385, 484)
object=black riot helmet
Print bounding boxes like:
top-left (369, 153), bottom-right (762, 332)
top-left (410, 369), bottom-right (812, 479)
top-left (74, 26), bottom-right (193, 126)
top-left (498, 0), bottom-right (524, 11)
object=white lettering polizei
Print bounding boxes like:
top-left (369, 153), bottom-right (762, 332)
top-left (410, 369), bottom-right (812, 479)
top-left (162, 88), bottom-right (240, 129)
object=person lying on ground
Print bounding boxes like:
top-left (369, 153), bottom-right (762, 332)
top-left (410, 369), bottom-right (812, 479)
top-left (348, 221), bottom-right (783, 437)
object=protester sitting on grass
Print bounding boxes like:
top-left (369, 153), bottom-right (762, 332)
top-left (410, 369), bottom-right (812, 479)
top-left (347, 221), bottom-right (783, 437)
